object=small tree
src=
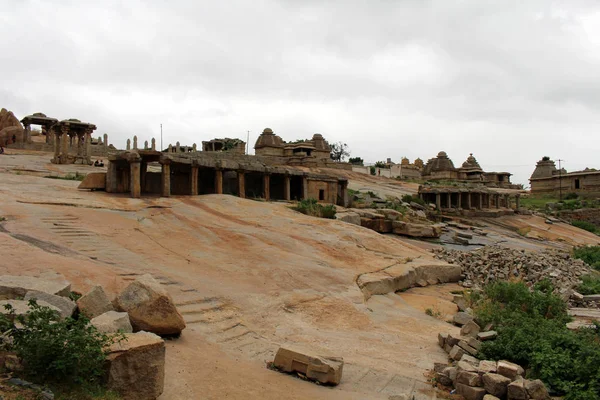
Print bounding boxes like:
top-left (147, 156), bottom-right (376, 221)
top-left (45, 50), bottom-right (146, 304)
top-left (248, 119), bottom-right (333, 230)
top-left (374, 161), bottom-right (387, 168)
top-left (330, 142), bottom-right (350, 162)
top-left (348, 157), bottom-right (364, 166)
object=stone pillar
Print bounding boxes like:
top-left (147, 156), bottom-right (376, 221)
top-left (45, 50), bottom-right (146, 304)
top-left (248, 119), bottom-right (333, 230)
top-left (495, 194), bottom-right (500, 209)
top-left (161, 161), bottom-right (171, 197)
top-left (61, 132), bottom-right (69, 163)
top-left (168, 144), bottom-right (172, 152)
top-left (457, 192), bottom-right (462, 209)
top-left (516, 195), bottom-right (520, 211)
top-left (85, 130), bottom-right (92, 165)
top-left (487, 194), bottom-right (492, 209)
top-left (106, 161), bottom-right (117, 193)
top-left (53, 131), bottom-right (61, 163)
top-left (24, 124), bottom-right (31, 145)
top-left (103, 133), bottom-right (108, 148)
top-left (175, 142), bottom-right (180, 153)
top-left (478, 193), bottom-right (483, 210)
top-left (133, 135), bottom-right (138, 150)
top-left (466, 193), bottom-right (472, 209)
top-left (190, 166), bottom-right (199, 195)
top-left (126, 139), bottom-right (131, 150)
top-left (130, 160), bottom-right (141, 198)
top-left (447, 193), bottom-right (452, 209)
top-left (43, 126), bottom-right (49, 144)
top-left (215, 169), bottom-right (223, 194)
top-left (302, 175), bottom-right (309, 199)
top-left (151, 138), bottom-right (156, 151)
top-left (505, 195), bottom-right (511, 209)
top-left (140, 161), bottom-right (147, 193)
top-left (284, 175), bottom-right (291, 201)
top-left (341, 180), bottom-right (349, 207)
top-left (435, 193), bottom-right (441, 210)
top-left (263, 174), bottom-right (270, 200)
top-left (144, 140), bottom-right (148, 150)
top-left (238, 171), bottom-right (246, 198)
top-left (192, 143), bottom-right (197, 152)
top-left (76, 134), bottom-right (83, 156)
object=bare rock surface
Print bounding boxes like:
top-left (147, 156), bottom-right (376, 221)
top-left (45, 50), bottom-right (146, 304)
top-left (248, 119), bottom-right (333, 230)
top-left (24, 290), bottom-right (76, 319)
top-left (115, 274), bottom-right (185, 335)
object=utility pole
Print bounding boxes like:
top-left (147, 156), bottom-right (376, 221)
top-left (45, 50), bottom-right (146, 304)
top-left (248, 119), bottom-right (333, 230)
top-left (557, 158), bottom-right (564, 202)
top-left (246, 130), bottom-right (250, 155)
top-left (160, 124), bottom-right (163, 152)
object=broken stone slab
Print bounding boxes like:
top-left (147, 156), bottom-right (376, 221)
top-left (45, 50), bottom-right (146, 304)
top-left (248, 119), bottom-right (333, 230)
top-left (348, 209), bottom-right (384, 219)
top-left (478, 360), bottom-right (497, 375)
top-left (570, 291), bottom-right (584, 301)
top-left (435, 371), bottom-right (453, 386)
top-left (460, 320), bottom-right (481, 338)
top-left (78, 172), bottom-right (106, 190)
top-left (0, 299), bottom-right (60, 319)
top-left (456, 232), bottom-right (473, 239)
top-left (360, 217), bottom-right (393, 233)
top-left (460, 354), bottom-right (479, 367)
top-left (335, 212), bottom-right (361, 226)
top-left (454, 235), bottom-right (470, 245)
top-left (568, 308), bottom-right (600, 319)
top-left (525, 379), bottom-right (550, 400)
top-left (453, 294), bottom-right (468, 311)
top-left (497, 360), bottom-right (524, 380)
top-left (91, 311), bottom-right (133, 333)
top-left (438, 332), bottom-right (448, 348)
top-left (449, 345), bottom-right (465, 361)
top-left (507, 378), bottom-right (528, 400)
top-left (453, 311), bottom-right (474, 326)
top-left (482, 373), bottom-right (511, 398)
top-left (455, 383), bottom-right (486, 400)
top-left (106, 331), bottom-right (165, 400)
top-left (115, 274), bottom-right (186, 336)
top-left (582, 294), bottom-right (600, 301)
top-left (457, 340), bottom-right (478, 357)
top-left (456, 371), bottom-right (482, 387)
top-left (566, 320), bottom-right (596, 330)
top-left (443, 366), bottom-right (457, 383)
top-left (433, 362), bottom-right (447, 373)
top-left (466, 336), bottom-right (482, 351)
top-left (0, 275), bottom-right (71, 300)
top-left (477, 330), bottom-right (498, 341)
top-left (272, 346), bottom-right (343, 385)
top-left (375, 209), bottom-right (403, 221)
top-left (392, 221), bottom-right (442, 238)
top-left (77, 285), bottom-right (114, 319)
top-left (24, 290), bottom-right (76, 319)
top-left (456, 360), bottom-right (478, 373)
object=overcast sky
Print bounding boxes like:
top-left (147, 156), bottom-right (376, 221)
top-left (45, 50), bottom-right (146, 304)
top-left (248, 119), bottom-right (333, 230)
top-left (2, 0), bottom-right (600, 185)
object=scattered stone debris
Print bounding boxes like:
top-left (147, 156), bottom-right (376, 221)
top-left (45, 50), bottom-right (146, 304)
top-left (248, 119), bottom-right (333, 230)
top-left (432, 245), bottom-right (591, 293)
top-left (76, 285), bottom-right (114, 319)
top-left (271, 346), bottom-right (343, 386)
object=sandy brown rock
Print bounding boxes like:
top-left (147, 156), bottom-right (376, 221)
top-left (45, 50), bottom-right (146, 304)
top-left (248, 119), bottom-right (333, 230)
top-left (91, 311), bottom-right (133, 333)
top-left (106, 331), bottom-right (165, 400)
top-left (77, 285), bottom-right (114, 319)
top-left (24, 290), bottom-right (76, 319)
top-left (482, 373), bottom-right (511, 398)
top-left (272, 346), bottom-right (343, 385)
top-left (115, 274), bottom-right (185, 335)
top-left (0, 275), bottom-right (71, 300)
top-left (0, 299), bottom-right (60, 318)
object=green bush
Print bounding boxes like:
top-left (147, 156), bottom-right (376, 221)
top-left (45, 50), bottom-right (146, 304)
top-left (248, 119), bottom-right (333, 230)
top-left (578, 274), bottom-right (600, 295)
top-left (401, 194), bottom-right (425, 206)
top-left (565, 192), bottom-right (579, 200)
top-left (573, 246), bottom-right (600, 270)
top-left (1, 300), bottom-right (123, 387)
top-left (474, 281), bottom-right (600, 398)
top-left (293, 199), bottom-right (336, 219)
top-left (572, 220), bottom-right (598, 234)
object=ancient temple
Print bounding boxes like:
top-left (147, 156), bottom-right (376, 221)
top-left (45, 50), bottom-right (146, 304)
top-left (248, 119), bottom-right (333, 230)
top-left (254, 128), bottom-right (332, 166)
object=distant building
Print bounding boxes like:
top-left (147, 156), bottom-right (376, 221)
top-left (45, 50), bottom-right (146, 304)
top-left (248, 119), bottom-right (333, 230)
top-left (202, 138), bottom-right (246, 154)
top-left (529, 157), bottom-right (600, 197)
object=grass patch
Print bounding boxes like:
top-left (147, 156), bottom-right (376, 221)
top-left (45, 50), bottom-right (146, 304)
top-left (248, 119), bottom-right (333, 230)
top-left (292, 199), bottom-right (336, 219)
top-left (45, 172), bottom-right (86, 181)
top-left (519, 195), bottom-right (559, 210)
top-left (577, 274), bottom-right (600, 295)
top-left (474, 281), bottom-right (600, 398)
top-left (573, 245), bottom-right (600, 270)
top-left (572, 220), bottom-right (598, 234)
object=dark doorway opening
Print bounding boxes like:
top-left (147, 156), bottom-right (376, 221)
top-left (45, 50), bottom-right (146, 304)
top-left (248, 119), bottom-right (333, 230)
top-left (270, 174), bottom-right (286, 200)
top-left (245, 172), bottom-right (264, 198)
top-left (290, 176), bottom-right (303, 200)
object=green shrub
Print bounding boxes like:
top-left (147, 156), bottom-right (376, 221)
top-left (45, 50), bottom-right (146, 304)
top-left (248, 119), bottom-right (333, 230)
top-left (293, 199), bottom-right (336, 219)
top-left (572, 220), bottom-right (598, 234)
top-left (369, 166), bottom-right (376, 175)
top-left (1, 300), bottom-right (124, 387)
top-left (474, 281), bottom-right (600, 398)
top-left (578, 274), bottom-right (600, 295)
top-left (565, 192), bottom-right (579, 200)
top-left (401, 194), bottom-right (425, 206)
top-left (573, 246), bottom-right (600, 270)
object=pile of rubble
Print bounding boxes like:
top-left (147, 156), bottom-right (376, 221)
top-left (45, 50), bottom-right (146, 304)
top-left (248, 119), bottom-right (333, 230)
top-left (432, 246), bottom-right (591, 293)
top-left (435, 311), bottom-right (550, 400)
top-left (0, 273), bottom-right (185, 400)
top-left (336, 207), bottom-right (443, 238)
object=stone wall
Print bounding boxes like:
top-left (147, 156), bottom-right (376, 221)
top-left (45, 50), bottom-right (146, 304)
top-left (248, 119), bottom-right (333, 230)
top-left (558, 208), bottom-right (600, 226)
top-left (307, 179), bottom-right (337, 203)
top-left (531, 173), bottom-right (600, 197)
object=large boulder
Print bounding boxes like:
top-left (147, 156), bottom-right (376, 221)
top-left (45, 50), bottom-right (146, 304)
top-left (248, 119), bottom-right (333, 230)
top-left (496, 360), bottom-right (524, 380)
top-left (24, 291), bottom-right (76, 319)
top-left (115, 274), bottom-right (185, 335)
top-left (0, 275), bottom-right (71, 300)
top-left (105, 331), bottom-right (165, 400)
top-left (91, 311), bottom-right (133, 333)
top-left (392, 221), bottom-right (442, 238)
top-left (360, 217), bottom-right (393, 233)
top-left (77, 285), bottom-right (114, 319)
top-left (272, 346), bottom-right (343, 385)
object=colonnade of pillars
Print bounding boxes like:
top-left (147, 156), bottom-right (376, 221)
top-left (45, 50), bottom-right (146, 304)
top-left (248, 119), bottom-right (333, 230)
top-left (52, 127), bottom-right (94, 165)
top-left (429, 192), bottom-right (520, 210)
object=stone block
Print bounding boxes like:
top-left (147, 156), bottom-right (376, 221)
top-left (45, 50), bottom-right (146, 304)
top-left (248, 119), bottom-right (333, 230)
top-left (525, 379), bottom-right (550, 400)
top-left (115, 274), bottom-right (186, 336)
top-left (478, 360), bottom-right (497, 375)
top-left (449, 345), bottom-right (465, 361)
top-left (482, 373), bottom-right (511, 398)
top-left (456, 371), bottom-right (482, 387)
top-left (460, 320), bottom-right (481, 338)
top-left (446, 334), bottom-right (461, 347)
top-left (0, 299), bottom-right (60, 319)
top-left (392, 221), bottom-right (441, 238)
top-left (433, 362), bottom-right (447, 373)
top-left (335, 212), bottom-right (361, 226)
top-left (24, 290), bottom-right (76, 319)
top-left (435, 371), bottom-right (452, 386)
top-left (497, 360), bottom-right (524, 380)
top-left (453, 294), bottom-right (468, 311)
top-left (453, 311), bottom-right (474, 326)
top-left (456, 360), bottom-right (478, 373)
top-left (78, 172), bottom-right (106, 190)
top-left (91, 311), bottom-right (133, 333)
top-left (483, 396), bottom-right (500, 400)
top-left (460, 354), bottom-right (480, 367)
top-left (457, 340), bottom-right (478, 356)
top-left (477, 330), bottom-right (498, 341)
top-left (443, 366), bottom-right (457, 383)
top-left (77, 285), bottom-right (114, 319)
top-left (466, 336), bottom-right (482, 351)
top-left (455, 383), bottom-right (486, 400)
top-left (0, 275), bottom-right (71, 300)
top-left (507, 378), bottom-right (528, 400)
top-left (360, 218), bottom-right (393, 233)
top-left (106, 331), bottom-right (165, 400)
top-left (438, 332), bottom-right (448, 348)
top-left (272, 346), bottom-right (343, 385)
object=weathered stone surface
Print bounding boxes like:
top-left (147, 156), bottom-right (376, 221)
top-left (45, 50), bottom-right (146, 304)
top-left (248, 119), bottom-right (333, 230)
top-left (457, 340), bottom-right (478, 356)
top-left (507, 378), bottom-right (528, 400)
top-left (349, 209), bottom-right (384, 219)
top-left (106, 331), bottom-right (165, 400)
top-left (525, 379), bottom-right (550, 400)
top-left (477, 330), bottom-right (498, 341)
top-left (433, 362), bottom-right (447, 373)
top-left (466, 336), bottom-right (482, 351)
top-left (483, 395), bottom-right (500, 400)
top-left (453, 294), bottom-right (468, 311)
top-left (77, 285), bottom-right (114, 319)
top-left (392, 221), bottom-right (441, 238)
top-left (449, 345), bottom-right (465, 361)
top-left (115, 274), bottom-right (186, 335)
top-left (0, 275), bottom-right (71, 300)
top-left (375, 209), bottom-right (403, 221)
top-left (460, 354), bottom-right (480, 367)
top-left (24, 290), bottom-right (76, 319)
top-left (460, 320), bottom-right (481, 338)
top-left (483, 373), bottom-right (511, 398)
top-left (438, 332), bottom-right (448, 348)
top-left (456, 371), bottom-right (482, 387)
top-left (435, 371), bottom-right (453, 386)
top-left (446, 334), bottom-right (461, 347)
top-left (497, 360), bottom-right (524, 380)
top-left (453, 311), bottom-right (474, 326)
top-left (360, 217), bottom-right (393, 233)
top-left (335, 212), bottom-right (361, 226)
top-left (78, 172), bottom-right (106, 190)
top-left (272, 346), bottom-right (343, 385)
top-left (0, 299), bottom-right (59, 318)
top-left (478, 360), bottom-right (497, 375)
top-left (443, 366), bottom-right (458, 383)
top-left (91, 311), bottom-right (133, 333)
top-left (456, 360), bottom-right (478, 373)
top-left (455, 383), bottom-right (486, 400)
